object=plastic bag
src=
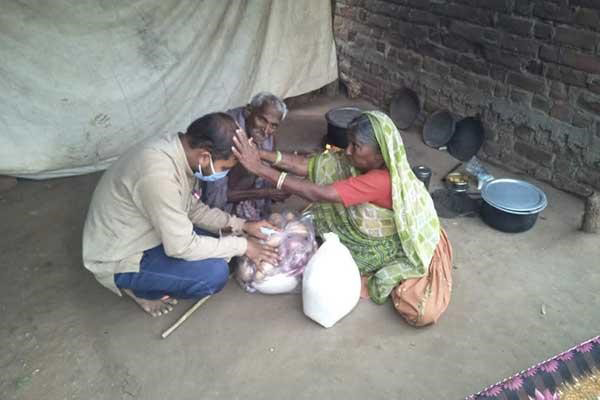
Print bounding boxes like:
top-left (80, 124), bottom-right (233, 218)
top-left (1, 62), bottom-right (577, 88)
top-left (235, 211), bottom-right (318, 294)
top-left (464, 156), bottom-right (494, 190)
top-left (302, 232), bottom-right (361, 328)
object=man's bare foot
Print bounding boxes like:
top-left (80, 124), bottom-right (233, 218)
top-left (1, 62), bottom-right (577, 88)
top-left (123, 289), bottom-right (176, 317)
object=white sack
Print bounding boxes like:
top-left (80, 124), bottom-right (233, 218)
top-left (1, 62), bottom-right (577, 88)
top-left (0, 0), bottom-right (338, 178)
top-left (302, 232), bottom-right (361, 328)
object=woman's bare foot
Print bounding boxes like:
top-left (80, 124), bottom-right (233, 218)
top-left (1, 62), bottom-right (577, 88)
top-left (123, 289), bottom-right (176, 317)
top-left (360, 276), bottom-right (370, 300)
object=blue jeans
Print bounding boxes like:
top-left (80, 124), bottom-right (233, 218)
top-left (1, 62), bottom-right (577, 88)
top-left (114, 228), bottom-right (229, 300)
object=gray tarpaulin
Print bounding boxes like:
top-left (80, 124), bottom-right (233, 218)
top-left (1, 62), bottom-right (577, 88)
top-left (0, 0), bottom-right (338, 178)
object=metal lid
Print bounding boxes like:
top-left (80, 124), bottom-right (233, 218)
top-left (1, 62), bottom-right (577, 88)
top-left (481, 179), bottom-right (548, 214)
top-left (325, 107), bottom-right (363, 128)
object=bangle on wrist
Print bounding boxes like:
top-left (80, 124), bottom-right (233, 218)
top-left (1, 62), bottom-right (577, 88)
top-left (273, 150), bottom-right (282, 166)
top-left (276, 172), bottom-right (288, 190)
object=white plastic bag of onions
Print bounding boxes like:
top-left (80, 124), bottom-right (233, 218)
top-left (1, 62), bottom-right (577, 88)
top-left (235, 211), bottom-right (318, 294)
top-left (302, 232), bottom-right (361, 328)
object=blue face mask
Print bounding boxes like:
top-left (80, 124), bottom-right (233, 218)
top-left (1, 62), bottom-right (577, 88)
top-left (194, 154), bottom-right (229, 182)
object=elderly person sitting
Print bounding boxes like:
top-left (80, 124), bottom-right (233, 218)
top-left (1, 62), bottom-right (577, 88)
top-left (233, 111), bottom-right (453, 327)
top-left (202, 92), bottom-right (289, 221)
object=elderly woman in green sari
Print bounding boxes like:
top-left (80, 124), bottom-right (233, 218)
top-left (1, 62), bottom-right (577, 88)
top-left (232, 111), bottom-right (452, 326)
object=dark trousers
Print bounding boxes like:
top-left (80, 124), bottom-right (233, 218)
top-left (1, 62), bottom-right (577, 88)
top-left (114, 228), bottom-right (229, 300)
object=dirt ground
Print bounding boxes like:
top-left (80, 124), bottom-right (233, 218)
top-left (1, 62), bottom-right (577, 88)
top-left (1, 96), bottom-right (599, 400)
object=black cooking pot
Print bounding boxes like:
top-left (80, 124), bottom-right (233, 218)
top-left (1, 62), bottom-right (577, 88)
top-left (480, 179), bottom-right (548, 233)
top-left (447, 116), bottom-right (484, 161)
top-left (325, 106), bottom-right (362, 148)
top-left (480, 202), bottom-right (539, 233)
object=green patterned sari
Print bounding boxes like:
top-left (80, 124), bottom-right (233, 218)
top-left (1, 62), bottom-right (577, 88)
top-left (308, 111), bottom-right (440, 304)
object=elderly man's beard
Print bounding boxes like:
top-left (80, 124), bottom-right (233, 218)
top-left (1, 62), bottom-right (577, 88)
top-left (249, 127), bottom-right (268, 143)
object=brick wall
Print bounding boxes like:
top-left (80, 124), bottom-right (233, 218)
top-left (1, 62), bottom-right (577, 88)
top-left (334, 0), bottom-right (600, 196)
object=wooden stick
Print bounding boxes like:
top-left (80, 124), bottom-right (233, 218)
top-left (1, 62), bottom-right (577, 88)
top-left (161, 295), bottom-right (211, 339)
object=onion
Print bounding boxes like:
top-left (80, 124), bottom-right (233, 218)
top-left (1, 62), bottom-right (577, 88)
top-left (260, 262), bottom-right (276, 274)
top-left (236, 260), bottom-right (255, 282)
top-left (285, 221), bottom-right (309, 236)
top-left (285, 211), bottom-right (296, 222)
top-left (254, 270), bottom-right (265, 282)
top-left (266, 234), bottom-right (283, 247)
top-left (269, 213), bottom-right (283, 227)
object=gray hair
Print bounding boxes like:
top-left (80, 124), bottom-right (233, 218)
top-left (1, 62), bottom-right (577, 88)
top-left (348, 114), bottom-right (380, 152)
top-left (249, 92), bottom-right (288, 120)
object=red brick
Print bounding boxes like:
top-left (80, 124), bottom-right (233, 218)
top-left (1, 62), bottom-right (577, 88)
top-left (550, 101), bottom-right (573, 123)
top-left (507, 72), bottom-right (548, 94)
top-left (545, 64), bottom-right (588, 87)
top-left (560, 49), bottom-right (600, 74)
top-left (450, 21), bottom-right (500, 45)
top-left (408, 9), bottom-right (439, 27)
top-left (588, 77), bottom-right (600, 95)
top-left (431, 3), bottom-right (494, 26)
top-left (574, 8), bottom-right (600, 31)
top-left (578, 93), bottom-right (600, 115)
top-left (510, 88), bottom-right (532, 105)
top-left (550, 81), bottom-right (568, 100)
top-left (554, 26), bottom-right (598, 51)
top-left (501, 34), bottom-right (539, 56)
top-left (515, 0), bottom-right (534, 16)
top-left (457, 54), bottom-right (489, 76)
top-left (534, 22), bottom-right (554, 40)
top-left (514, 141), bottom-right (555, 167)
top-left (533, 2), bottom-right (575, 23)
top-left (532, 95), bottom-right (552, 113)
top-left (484, 46), bottom-right (524, 71)
top-left (497, 15), bottom-right (533, 37)
top-left (571, 0), bottom-right (600, 10)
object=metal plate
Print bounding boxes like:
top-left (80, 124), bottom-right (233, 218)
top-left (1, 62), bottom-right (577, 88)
top-left (422, 110), bottom-right (455, 148)
top-left (390, 88), bottom-right (420, 130)
top-left (325, 107), bottom-right (362, 128)
top-left (481, 179), bottom-right (548, 214)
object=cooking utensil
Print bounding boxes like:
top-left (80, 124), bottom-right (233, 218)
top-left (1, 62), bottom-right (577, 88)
top-left (325, 106), bottom-right (362, 148)
top-left (422, 110), bottom-right (455, 148)
top-left (390, 88), bottom-right (420, 130)
top-left (480, 178), bottom-right (548, 233)
top-left (412, 165), bottom-right (432, 190)
top-left (447, 117), bottom-right (484, 161)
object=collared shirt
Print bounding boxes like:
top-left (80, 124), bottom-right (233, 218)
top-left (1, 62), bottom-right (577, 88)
top-left (82, 132), bottom-right (247, 295)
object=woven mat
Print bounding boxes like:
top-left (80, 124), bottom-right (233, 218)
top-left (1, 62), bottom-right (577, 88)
top-left (466, 336), bottom-right (600, 399)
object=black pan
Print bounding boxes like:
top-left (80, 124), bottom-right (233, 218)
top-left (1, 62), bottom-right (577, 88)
top-left (447, 117), bottom-right (484, 161)
top-left (422, 110), bottom-right (455, 148)
top-left (390, 88), bottom-right (420, 130)
top-left (325, 106), bottom-right (362, 148)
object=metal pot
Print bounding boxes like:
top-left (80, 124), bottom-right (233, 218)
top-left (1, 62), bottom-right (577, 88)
top-left (422, 110), bottom-right (455, 149)
top-left (412, 165), bottom-right (432, 190)
top-left (447, 116), bottom-right (484, 161)
top-left (325, 106), bottom-right (362, 148)
top-left (480, 179), bottom-right (548, 233)
top-left (390, 88), bottom-right (420, 130)
top-left (480, 202), bottom-right (540, 233)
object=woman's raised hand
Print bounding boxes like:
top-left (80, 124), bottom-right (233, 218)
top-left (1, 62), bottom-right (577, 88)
top-left (232, 128), bottom-right (262, 175)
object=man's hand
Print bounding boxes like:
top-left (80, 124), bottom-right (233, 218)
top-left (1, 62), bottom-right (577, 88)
top-left (269, 189), bottom-right (291, 202)
top-left (232, 128), bottom-right (263, 175)
top-left (245, 238), bottom-right (279, 266)
top-left (243, 220), bottom-right (280, 240)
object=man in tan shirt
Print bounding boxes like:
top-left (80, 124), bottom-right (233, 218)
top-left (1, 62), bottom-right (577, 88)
top-left (83, 112), bottom-right (278, 316)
